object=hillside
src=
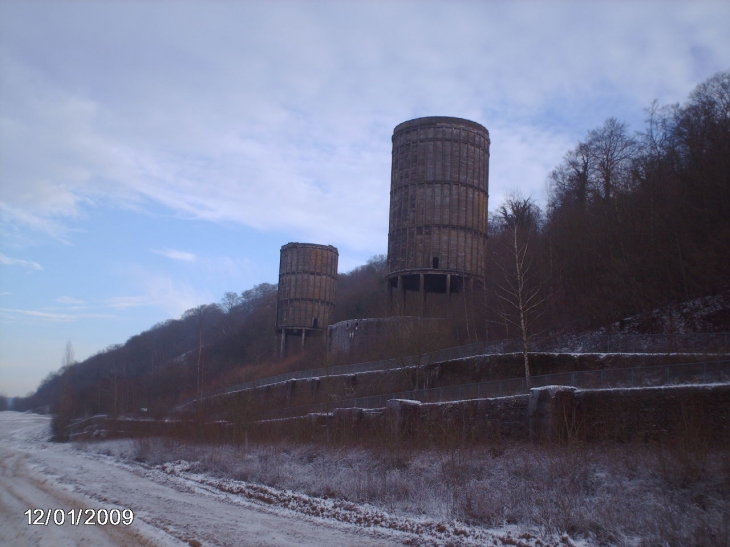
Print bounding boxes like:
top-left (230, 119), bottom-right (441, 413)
top-left (11, 70), bottom-right (730, 428)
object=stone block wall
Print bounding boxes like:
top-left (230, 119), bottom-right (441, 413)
top-left (575, 383), bottom-right (730, 443)
top-left (248, 383), bottom-right (730, 446)
top-left (84, 383), bottom-right (730, 448)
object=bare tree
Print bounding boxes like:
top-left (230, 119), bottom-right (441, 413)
top-left (550, 118), bottom-right (637, 207)
top-left (220, 291), bottom-right (241, 314)
top-left (52, 340), bottom-right (76, 441)
top-left (62, 340), bottom-right (75, 368)
top-left (586, 118), bottom-right (637, 200)
top-left (182, 304), bottom-right (220, 421)
top-left (196, 331), bottom-right (203, 421)
top-left (386, 318), bottom-right (449, 391)
top-left (549, 142), bottom-right (591, 208)
top-left (492, 196), bottom-right (549, 385)
top-left (219, 291), bottom-right (243, 345)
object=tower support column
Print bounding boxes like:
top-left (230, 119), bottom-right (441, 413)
top-left (399, 275), bottom-right (405, 308)
top-left (419, 273), bottom-right (425, 314)
top-left (279, 330), bottom-right (287, 360)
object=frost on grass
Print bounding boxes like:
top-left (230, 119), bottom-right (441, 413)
top-left (79, 437), bottom-right (730, 547)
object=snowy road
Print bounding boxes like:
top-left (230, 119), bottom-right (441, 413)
top-left (0, 412), bottom-right (407, 547)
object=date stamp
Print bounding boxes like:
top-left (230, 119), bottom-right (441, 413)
top-left (24, 508), bottom-right (134, 526)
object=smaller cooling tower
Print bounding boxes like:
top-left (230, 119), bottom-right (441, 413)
top-left (276, 242), bottom-right (338, 357)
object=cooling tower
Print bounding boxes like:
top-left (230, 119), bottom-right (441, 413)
top-left (387, 116), bottom-right (490, 307)
top-left (276, 242), bottom-right (338, 356)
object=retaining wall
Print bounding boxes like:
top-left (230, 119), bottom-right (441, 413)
top-left (194, 352), bottom-right (720, 421)
top-left (74, 383), bottom-right (730, 447)
top-left (249, 383), bottom-right (730, 446)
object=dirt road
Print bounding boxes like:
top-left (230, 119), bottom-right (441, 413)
top-left (0, 412), bottom-right (405, 547)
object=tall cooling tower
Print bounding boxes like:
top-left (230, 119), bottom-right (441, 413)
top-left (387, 116), bottom-right (490, 307)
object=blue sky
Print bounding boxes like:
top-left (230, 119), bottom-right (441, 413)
top-left (1, 1), bottom-right (729, 397)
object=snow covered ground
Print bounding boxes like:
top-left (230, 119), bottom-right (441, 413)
top-left (1, 412), bottom-right (568, 547)
top-left (3, 411), bottom-right (727, 546)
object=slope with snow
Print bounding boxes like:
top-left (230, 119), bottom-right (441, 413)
top-left (1, 412), bottom-right (570, 547)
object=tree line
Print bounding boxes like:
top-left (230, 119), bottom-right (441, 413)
top-left (481, 70), bottom-right (729, 376)
top-left (545, 73), bottom-right (729, 327)
top-left (13, 258), bottom-right (395, 423)
top-left (383, 70), bottom-right (729, 373)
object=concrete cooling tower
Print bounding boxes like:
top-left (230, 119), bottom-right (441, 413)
top-left (276, 242), bottom-right (338, 356)
top-left (386, 116), bottom-right (490, 308)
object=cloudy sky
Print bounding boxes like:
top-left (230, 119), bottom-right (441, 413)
top-left (1, 1), bottom-right (728, 397)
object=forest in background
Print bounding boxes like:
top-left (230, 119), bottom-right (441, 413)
top-left (10, 70), bottom-right (729, 420)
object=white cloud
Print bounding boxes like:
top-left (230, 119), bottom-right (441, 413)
top-left (197, 255), bottom-right (257, 280)
top-left (0, 252), bottom-right (42, 270)
top-left (151, 249), bottom-right (197, 262)
top-left (105, 296), bottom-right (148, 309)
top-left (1, 1), bottom-right (728, 253)
top-left (0, 308), bottom-right (113, 322)
top-left (488, 124), bottom-right (576, 209)
top-left (54, 296), bottom-right (85, 305)
top-left (108, 267), bottom-right (214, 318)
top-left (0, 203), bottom-right (74, 245)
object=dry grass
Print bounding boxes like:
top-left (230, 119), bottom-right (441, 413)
top-left (81, 437), bottom-right (730, 547)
